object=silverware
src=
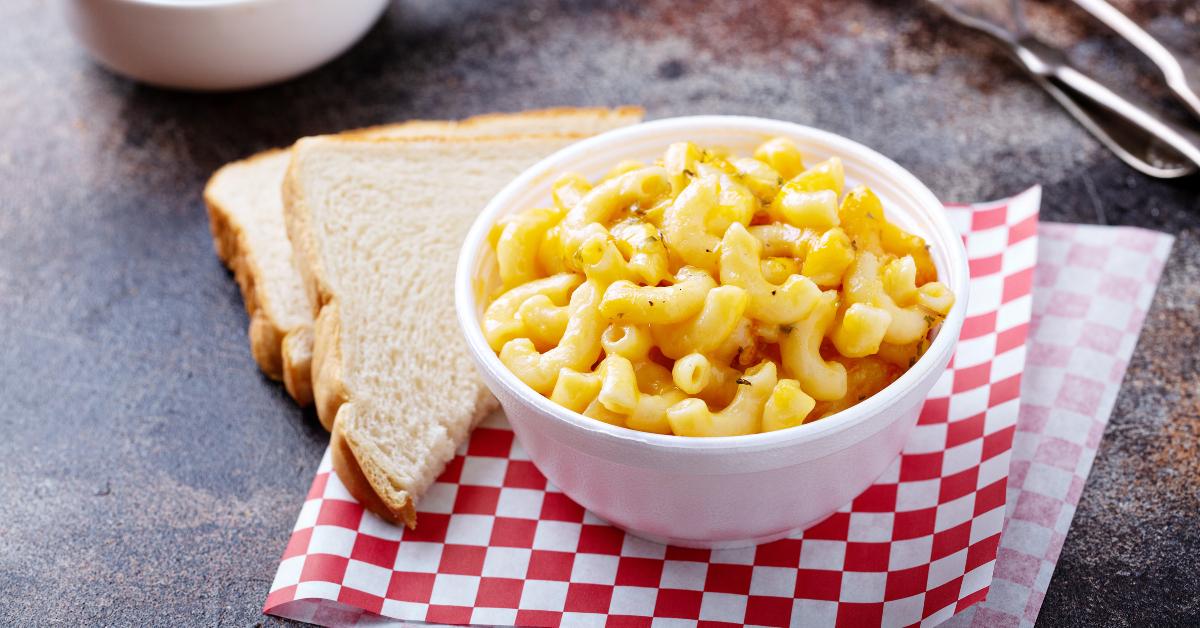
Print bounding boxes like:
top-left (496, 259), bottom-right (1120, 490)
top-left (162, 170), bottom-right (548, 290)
top-left (929, 0), bottom-right (1200, 178)
top-left (1072, 0), bottom-right (1200, 121)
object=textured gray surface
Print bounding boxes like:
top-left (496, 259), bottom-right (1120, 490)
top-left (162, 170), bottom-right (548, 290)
top-left (0, 0), bottom-right (1196, 626)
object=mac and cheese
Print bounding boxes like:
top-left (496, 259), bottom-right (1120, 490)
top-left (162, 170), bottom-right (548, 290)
top-left (485, 138), bottom-right (955, 436)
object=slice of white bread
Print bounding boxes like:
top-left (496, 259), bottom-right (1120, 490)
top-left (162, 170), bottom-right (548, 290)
top-left (204, 108), bottom-right (642, 406)
top-left (283, 134), bottom-right (594, 526)
top-left (206, 148), bottom-right (316, 403)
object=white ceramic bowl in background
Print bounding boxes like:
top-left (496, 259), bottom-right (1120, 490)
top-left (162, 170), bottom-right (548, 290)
top-left (456, 116), bottom-right (969, 548)
top-left (63, 0), bottom-right (389, 91)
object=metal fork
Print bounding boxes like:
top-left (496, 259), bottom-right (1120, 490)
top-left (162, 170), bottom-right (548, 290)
top-left (928, 0), bottom-right (1200, 178)
top-left (1072, 0), bottom-right (1200, 122)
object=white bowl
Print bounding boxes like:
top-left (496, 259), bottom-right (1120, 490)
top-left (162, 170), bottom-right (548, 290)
top-left (63, 0), bottom-right (389, 91)
top-left (456, 116), bottom-right (969, 548)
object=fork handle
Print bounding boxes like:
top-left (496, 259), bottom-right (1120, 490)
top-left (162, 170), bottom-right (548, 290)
top-left (1045, 64), bottom-right (1200, 173)
top-left (1012, 38), bottom-right (1200, 178)
top-left (1072, 0), bottom-right (1200, 122)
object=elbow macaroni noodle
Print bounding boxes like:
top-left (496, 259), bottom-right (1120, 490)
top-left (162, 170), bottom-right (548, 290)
top-left (484, 138), bottom-right (955, 436)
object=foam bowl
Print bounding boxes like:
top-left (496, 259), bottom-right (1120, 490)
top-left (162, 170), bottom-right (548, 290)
top-left (63, 0), bottom-right (389, 91)
top-left (456, 116), bottom-right (968, 548)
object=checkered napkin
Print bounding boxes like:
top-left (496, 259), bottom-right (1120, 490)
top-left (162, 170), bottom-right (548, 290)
top-left (265, 186), bottom-right (1155, 627)
top-left (944, 222), bottom-right (1174, 628)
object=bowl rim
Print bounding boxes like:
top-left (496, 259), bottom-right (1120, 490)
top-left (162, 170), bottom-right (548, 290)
top-left (455, 115), bottom-right (969, 452)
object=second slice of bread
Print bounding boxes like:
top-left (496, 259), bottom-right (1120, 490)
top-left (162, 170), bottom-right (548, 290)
top-left (284, 134), bottom-right (588, 526)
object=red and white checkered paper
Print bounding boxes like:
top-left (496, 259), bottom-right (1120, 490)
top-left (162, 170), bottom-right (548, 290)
top-left (267, 188), bottom-right (1046, 627)
top-left (944, 222), bottom-right (1173, 628)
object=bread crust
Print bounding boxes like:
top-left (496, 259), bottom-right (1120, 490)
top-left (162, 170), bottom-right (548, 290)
top-left (281, 154), bottom-right (379, 515)
top-left (331, 415), bottom-right (416, 527)
top-left (281, 326), bottom-right (314, 406)
top-left (205, 154), bottom-right (307, 392)
top-left (283, 138), bottom-right (410, 524)
top-left (341, 106), bottom-right (645, 141)
top-left (281, 137), bottom-right (332, 319)
top-left (310, 299), bottom-right (348, 432)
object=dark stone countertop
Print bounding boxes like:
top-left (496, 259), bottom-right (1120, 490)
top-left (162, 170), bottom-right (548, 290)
top-left (0, 1), bottom-right (1196, 626)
